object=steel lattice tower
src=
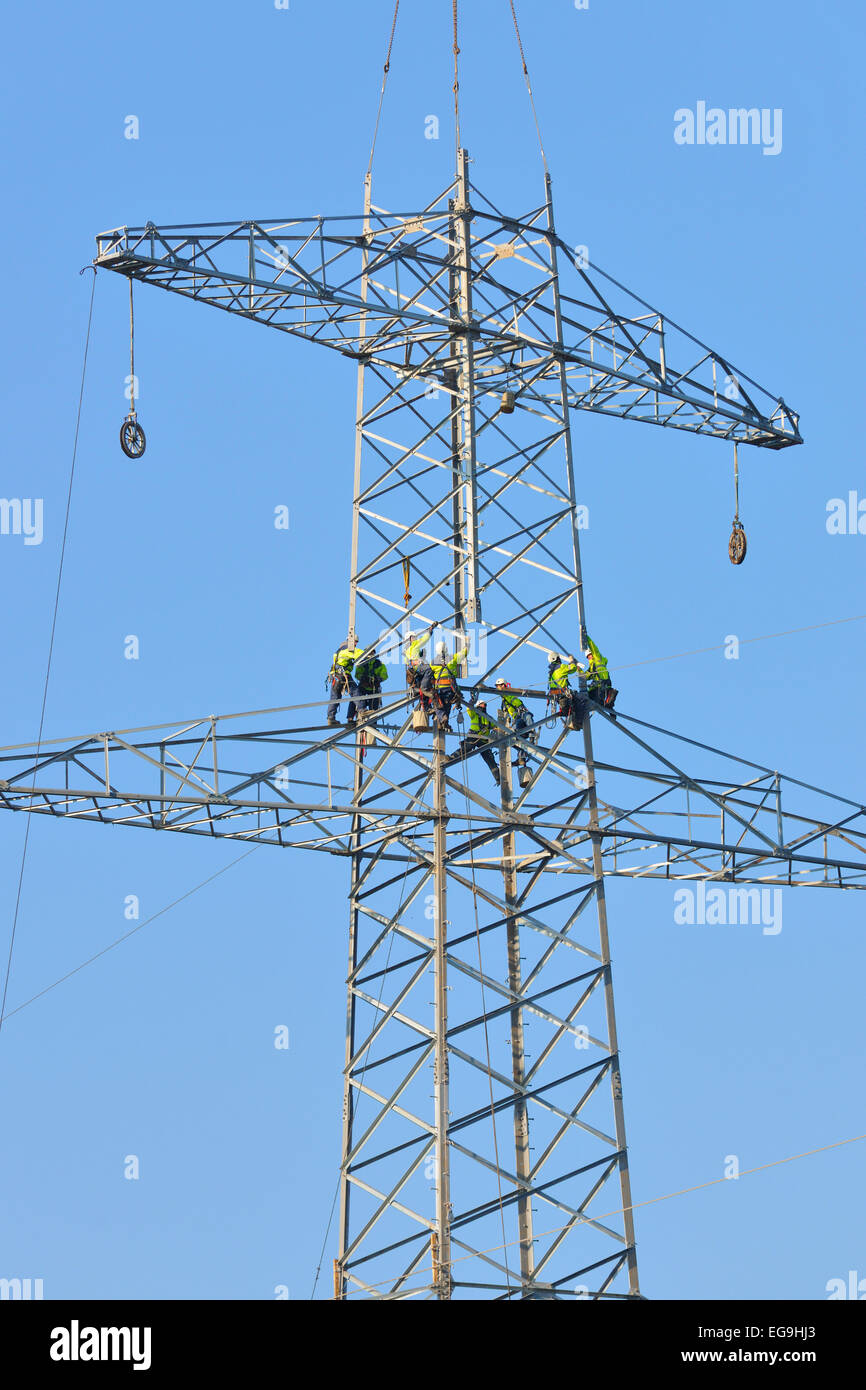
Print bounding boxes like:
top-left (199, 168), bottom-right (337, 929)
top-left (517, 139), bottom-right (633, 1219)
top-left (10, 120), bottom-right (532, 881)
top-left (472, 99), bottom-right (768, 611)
top-left (3, 42), bottom-right (865, 1301)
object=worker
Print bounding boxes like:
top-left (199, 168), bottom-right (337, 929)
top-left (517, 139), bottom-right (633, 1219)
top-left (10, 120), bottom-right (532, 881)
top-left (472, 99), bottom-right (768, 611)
top-left (406, 625), bottom-right (434, 718)
top-left (547, 651), bottom-right (587, 730)
top-left (584, 635), bottom-right (617, 714)
top-left (448, 699), bottom-right (500, 784)
top-left (354, 648), bottom-right (389, 715)
top-left (495, 678), bottom-right (534, 769)
top-left (428, 639), bottom-right (467, 731)
top-left (326, 639), bottom-right (363, 725)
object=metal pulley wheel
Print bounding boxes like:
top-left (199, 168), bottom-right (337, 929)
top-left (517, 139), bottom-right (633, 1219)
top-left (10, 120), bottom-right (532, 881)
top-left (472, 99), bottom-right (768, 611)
top-left (728, 519), bottom-right (747, 565)
top-left (120, 414), bottom-right (146, 459)
top-left (500, 389), bottom-right (516, 415)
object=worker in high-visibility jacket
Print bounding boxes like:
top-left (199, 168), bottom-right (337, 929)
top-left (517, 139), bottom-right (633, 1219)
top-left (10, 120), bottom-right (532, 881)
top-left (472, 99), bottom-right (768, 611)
top-left (428, 640), bottom-right (467, 731)
top-left (406, 625), bottom-right (434, 715)
top-left (354, 650), bottom-right (389, 715)
top-left (449, 700), bottom-right (500, 784)
top-left (495, 678), bottom-right (534, 768)
top-left (547, 651), bottom-right (587, 730)
top-left (584, 635), bottom-right (617, 714)
top-left (326, 640), bottom-right (363, 725)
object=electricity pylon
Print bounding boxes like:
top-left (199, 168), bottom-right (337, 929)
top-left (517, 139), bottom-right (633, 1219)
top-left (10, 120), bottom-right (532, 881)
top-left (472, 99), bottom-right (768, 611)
top-left (4, 147), bottom-right (863, 1304)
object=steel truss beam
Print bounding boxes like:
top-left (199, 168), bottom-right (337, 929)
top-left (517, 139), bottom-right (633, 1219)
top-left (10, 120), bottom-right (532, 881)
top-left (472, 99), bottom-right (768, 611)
top-left (2, 704), bottom-right (863, 885)
top-left (94, 170), bottom-right (800, 450)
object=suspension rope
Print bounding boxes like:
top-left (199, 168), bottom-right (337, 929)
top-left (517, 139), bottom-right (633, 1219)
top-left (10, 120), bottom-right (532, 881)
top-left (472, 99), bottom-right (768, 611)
top-left (0, 267), bottom-right (97, 1044)
top-left (402, 557), bottom-right (411, 609)
top-left (452, 0), bottom-right (461, 158)
top-left (508, 0), bottom-right (548, 174)
top-left (128, 277), bottom-right (135, 414)
top-left (733, 441), bottom-right (740, 520)
top-left (366, 0), bottom-right (401, 178)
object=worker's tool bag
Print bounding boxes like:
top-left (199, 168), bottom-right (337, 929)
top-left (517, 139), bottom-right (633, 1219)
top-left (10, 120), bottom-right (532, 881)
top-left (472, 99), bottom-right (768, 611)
top-left (589, 681), bottom-right (617, 710)
top-left (570, 700), bottom-right (587, 730)
top-left (412, 706), bottom-right (429, 731)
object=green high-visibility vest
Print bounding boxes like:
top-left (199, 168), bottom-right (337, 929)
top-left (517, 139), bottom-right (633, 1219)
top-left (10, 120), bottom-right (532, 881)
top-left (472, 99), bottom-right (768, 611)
top-left (356, 657), bottom-right (388, 688)
top-left (498, 690), bottom-right (526, 715)
top-left (468, 707), bottom-right (495, 737)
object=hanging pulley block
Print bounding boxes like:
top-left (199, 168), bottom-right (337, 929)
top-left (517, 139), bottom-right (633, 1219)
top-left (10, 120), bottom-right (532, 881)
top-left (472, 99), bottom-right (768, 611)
top-left (119, 413), bottom-right (146, 459)
top-left (728, 519), bottom-right (747, 565)
top-left (500, 389), bottom-right (516, 415)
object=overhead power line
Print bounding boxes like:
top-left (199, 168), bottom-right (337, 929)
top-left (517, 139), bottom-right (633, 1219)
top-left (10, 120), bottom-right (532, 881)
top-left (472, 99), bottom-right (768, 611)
top-left (1, 269), bottom-right (97, 1046)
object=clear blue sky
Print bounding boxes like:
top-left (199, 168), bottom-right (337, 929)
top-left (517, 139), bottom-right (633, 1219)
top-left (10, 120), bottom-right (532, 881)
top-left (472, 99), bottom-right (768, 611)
top-left (1, 0), bottom-right (864, 1300)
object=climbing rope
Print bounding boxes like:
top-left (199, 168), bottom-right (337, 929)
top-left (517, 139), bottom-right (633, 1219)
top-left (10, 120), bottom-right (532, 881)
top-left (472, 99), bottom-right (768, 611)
top-left (508, 1), bottom-right (549, 174)
top-left (366, 0), bottom-right (401, 178)
top-left (0, 267), bottom-right (97, 1044)
top-left (129, 277), bottom-right (135, 412)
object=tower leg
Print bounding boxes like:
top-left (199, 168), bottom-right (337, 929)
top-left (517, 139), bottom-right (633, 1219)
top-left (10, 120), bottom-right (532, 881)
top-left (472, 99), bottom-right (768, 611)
top-left (432, 727), bottom-right (452, 1297)
top-left (583, 719), bottom-right (640, 1296)
top-left (336, 731), bottom-right (366, 1300)
top-left (500, 738), bottom-right (536, 1293)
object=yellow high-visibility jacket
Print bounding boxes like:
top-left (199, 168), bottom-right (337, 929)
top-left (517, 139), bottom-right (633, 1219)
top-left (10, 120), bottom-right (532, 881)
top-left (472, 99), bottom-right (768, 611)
top-left (498, 689), bottom-right (527, 718)
top-left (331, 646), bottom-right (363, 674)
top-left (430, 648), bottom-right (468, 687)
top-left (585, 637), bottom-right (609, 683)
top-left (548, 657), bottom-right (581, 691)
top-left (408, 628), bottom-right (433, 661)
